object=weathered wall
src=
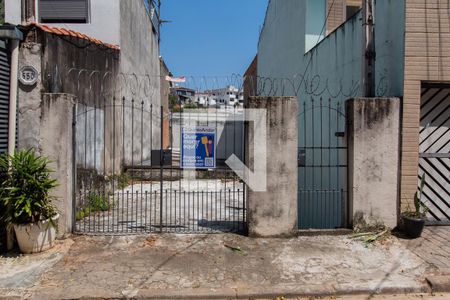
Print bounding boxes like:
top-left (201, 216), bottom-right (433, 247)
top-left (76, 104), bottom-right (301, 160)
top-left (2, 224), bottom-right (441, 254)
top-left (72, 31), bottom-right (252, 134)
top-left (17, 32), bottom-right (120, 231)
top-left (19, 28), bottom-right (120, 175)
top-left (41, 0), bottom-right (121, 46)
top-left (39, 94), bottom-right (75, 235)
top-left (257, 0), bottom-right (405, 227)
top-left (119, 0), bottom-right (161, 164)
top-left (40, 32), bottom-right (120, 103)
top-left (401, 0), bottom-right (450, 211)
top-left (347, 98), bottom-right (400, 229)
top-left (247, 97), bottom-right (298, 237)
top-left (17, 42), bottom-right (42, 150)
top-left (258, 0), bottom-right (405, 101)
top-left (38, 31), bottom-right (120, 175)
top-left (17, 42), bottom-right (78, 234)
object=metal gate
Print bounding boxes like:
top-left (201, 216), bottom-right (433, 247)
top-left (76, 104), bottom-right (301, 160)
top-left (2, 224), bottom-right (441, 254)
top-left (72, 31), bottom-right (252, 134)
top-left (298, 98), bottom-right (348, 229)
top-left (73, 99), bottom-right (247, 234)
top-left (0, 39), bottom-right (11, 252)
top-left (419, 84), bottom-right (450, 225)
top-left (0, 39), bottom-right (11, 155)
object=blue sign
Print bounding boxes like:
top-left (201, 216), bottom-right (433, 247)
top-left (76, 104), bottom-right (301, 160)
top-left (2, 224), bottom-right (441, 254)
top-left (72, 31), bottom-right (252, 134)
top-left (181, 126), bottom-right (216, 169)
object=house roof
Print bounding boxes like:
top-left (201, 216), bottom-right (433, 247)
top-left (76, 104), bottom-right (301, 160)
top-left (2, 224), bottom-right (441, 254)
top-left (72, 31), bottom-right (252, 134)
top-left (25, 22), bottom-right (120, 51)
top-left (244, 55), bottom-right (257, 77)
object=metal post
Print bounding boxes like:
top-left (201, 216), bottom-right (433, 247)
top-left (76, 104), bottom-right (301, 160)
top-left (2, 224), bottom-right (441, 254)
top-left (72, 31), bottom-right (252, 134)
top-left (159, 106), bottom-right (164, 232)
top-left (71, 103), bottom-right (78, 233)
top-left (362, 0), bottom-right (375, 97)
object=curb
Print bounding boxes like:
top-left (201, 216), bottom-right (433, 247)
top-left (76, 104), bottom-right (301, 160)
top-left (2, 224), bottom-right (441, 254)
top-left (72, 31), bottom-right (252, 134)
top-left (426, 275), bottom-right (450, 293)
top-left (23, 282), bottom-right (432, 300)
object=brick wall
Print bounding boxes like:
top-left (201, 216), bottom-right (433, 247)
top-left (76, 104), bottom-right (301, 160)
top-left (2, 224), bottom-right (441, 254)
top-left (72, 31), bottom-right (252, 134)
top-left (402, 0), bottom-right (450, 210)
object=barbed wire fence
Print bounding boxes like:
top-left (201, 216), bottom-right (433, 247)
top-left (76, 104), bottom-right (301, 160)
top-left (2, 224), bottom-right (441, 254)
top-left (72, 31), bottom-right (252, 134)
top-left (53, 66), bottom-right (390, 104)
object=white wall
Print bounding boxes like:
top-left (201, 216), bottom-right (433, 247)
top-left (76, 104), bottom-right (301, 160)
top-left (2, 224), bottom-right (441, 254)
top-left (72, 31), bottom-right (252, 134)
top-left (5, 0), bottom-right (121, 46)
top-left (40, 0), bottom-right (121, 46)
top-left (5, 0), bottom-right (21, 25)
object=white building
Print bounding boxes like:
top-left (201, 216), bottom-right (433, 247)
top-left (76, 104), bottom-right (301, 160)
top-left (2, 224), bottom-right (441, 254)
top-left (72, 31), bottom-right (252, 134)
top-left (5, 0), bottom-right (160, 47)
top-left (207, 85), bottom-right (243, 107)
top-left (194, 92), bottom-right (217, 107)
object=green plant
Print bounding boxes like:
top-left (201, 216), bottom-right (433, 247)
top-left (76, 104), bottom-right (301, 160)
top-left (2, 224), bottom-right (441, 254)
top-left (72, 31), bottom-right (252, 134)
top-left (108, 172), bottom-right (131, 190)
top-left (116, 173), bottom-right (131, 190)
top-left (0, 149), bottom-right (58, 227)
top-left (404, 175), bottom-right (428, 219)
top-left (76, 193), bottom-right (110, 221)
top-left (169, 94), bottom-right (178, 109)
top-left (76, 207), bottom-right (91, 221)
top-left (184, 103), bottom-right (198, 109)
top-left (88, 193), bottom-right (110, 212)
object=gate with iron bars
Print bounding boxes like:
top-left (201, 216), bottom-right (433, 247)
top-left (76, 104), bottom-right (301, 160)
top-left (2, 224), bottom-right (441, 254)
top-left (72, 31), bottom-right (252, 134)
top-left (298, 97), bottom-right (348, 229)
top-left (73, 99), bottom-right (247, 234)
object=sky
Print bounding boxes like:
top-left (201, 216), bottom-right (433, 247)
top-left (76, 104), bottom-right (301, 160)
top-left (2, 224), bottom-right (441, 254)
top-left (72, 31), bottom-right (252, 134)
top-left (160, 0), bottom-right (268, 77)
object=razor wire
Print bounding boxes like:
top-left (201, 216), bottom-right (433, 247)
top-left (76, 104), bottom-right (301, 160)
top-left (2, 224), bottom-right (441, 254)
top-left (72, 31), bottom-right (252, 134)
top-left (48, 66), bottom-right (390, 107)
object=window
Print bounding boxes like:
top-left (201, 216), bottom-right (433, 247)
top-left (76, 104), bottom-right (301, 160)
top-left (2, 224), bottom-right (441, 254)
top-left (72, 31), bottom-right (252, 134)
top-left (325, 0), bottom-right (362, 36)
top-left (305, 0), bottom-right (326, 52)
top-left (346, 5), bottom-right (361, 20)
top-left (39, 0), bottom-right (90, 23)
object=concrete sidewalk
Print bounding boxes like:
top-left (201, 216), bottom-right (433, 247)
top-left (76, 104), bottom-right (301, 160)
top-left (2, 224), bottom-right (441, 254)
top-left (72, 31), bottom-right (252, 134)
top-left (0, 232), bottom-right (446, 299)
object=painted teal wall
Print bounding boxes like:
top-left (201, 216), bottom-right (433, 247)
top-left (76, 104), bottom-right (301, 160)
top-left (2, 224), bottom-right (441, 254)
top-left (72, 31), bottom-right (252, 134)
top-left (257, 0), bottom-right (405, 229)
top-left (305, 0), bottom-right (326, 52)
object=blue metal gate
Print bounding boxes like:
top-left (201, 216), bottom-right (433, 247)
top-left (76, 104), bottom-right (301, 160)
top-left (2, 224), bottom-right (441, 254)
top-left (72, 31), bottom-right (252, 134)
top-left (298, 97), bottom-right (348, 229)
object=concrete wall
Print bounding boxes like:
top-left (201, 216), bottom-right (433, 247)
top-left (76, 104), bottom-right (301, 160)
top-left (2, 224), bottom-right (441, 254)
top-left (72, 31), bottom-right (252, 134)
top-left (19, 28), bottom-right (120, 175)
top-left (258, 0), bottom-right (405, 101)
top-left (40, 94), bottom-right (75, 235)
top-left (16, 35), bottom-right (119, 233)
top-left (246, 97), bottom-right (298, 237)
top-left (17, 42), bottom-right (42, 150)
top-left (17, 47), bottom-right (76, 234)
top-left (17, 42), bottom-right (78, 234)
top-left (119, 0), bottom-right (161, 164)
top-left (257, 0), bottom-right (405, 227)
top-left (41, 0), bottom-right (121, 46)
top-left (347, 98), bottom-right (401, 229)
top-left (400, 0), bottom-right (450, 211)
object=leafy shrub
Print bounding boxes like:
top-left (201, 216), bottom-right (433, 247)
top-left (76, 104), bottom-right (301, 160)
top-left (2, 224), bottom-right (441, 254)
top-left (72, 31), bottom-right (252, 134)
top-left (76, 207), bottom-right (91, 221)
top-left (0, 149), bottom-right (58, 226)
top-left (116, 173), bottom-right (131, 190)
top-left (107, 172), bottom-right (131, 190)
top-left (88, 193), bottom-right (110, 212)
top-left (76, 193), bottom-right (110, 221)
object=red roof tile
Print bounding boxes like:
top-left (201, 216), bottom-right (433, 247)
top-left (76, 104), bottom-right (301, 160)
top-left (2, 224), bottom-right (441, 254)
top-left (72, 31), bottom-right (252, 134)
top-left (27, 22), bottom-right (120, 51)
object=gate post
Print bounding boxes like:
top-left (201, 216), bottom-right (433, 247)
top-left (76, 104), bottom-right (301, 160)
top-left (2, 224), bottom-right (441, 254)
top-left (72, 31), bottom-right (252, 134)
top-left (246, 96), bottom-right (298, 237)
top-left (346, 97), bottom-right (401, 229)
top-left (36, 93), bottom-right (76, 235)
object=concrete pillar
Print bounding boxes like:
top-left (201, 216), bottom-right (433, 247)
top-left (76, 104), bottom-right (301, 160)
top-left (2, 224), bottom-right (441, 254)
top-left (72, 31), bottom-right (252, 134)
top-left (347, 97), bottom-right (401, 229)
top-left (246, 97), bottom-right (298, 237)
top-left (39, 94), bottom-right (76, 235)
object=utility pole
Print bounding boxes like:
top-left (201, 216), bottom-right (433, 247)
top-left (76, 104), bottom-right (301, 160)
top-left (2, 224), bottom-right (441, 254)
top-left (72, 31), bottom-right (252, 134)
top-left (362, 0), bottom-right (375, 97)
